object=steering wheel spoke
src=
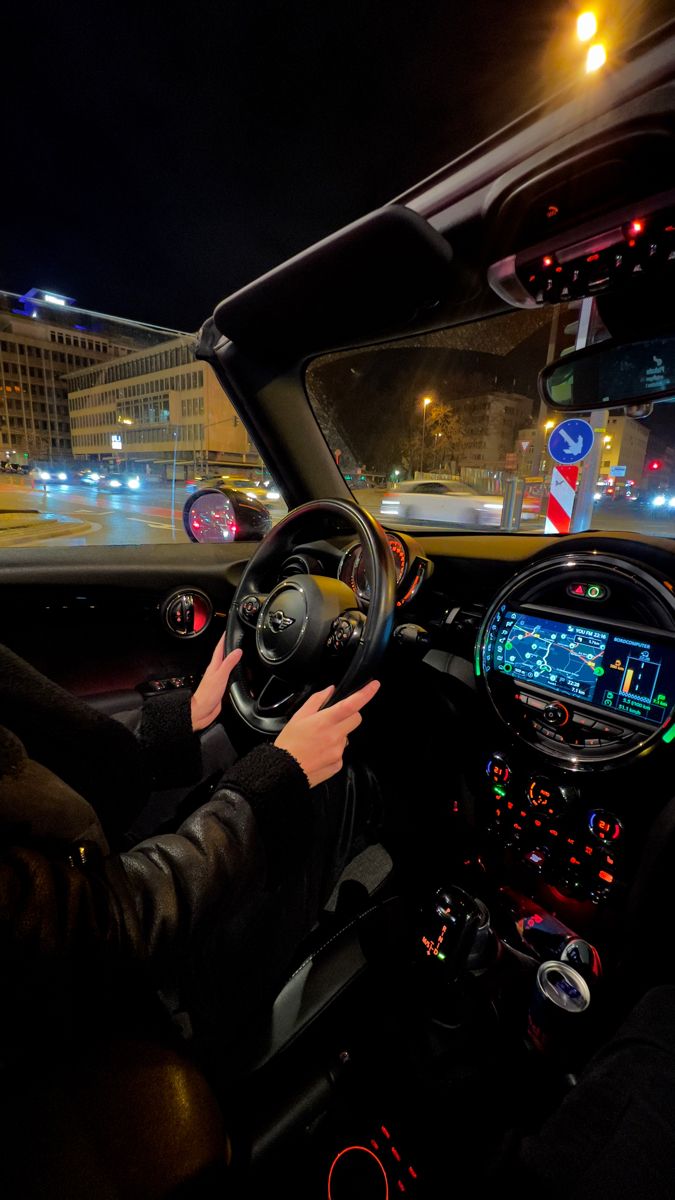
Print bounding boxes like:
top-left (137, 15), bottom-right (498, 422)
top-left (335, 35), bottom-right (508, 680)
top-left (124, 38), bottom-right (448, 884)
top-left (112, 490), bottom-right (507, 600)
top-left (253, 676), bottom-right (311, 719)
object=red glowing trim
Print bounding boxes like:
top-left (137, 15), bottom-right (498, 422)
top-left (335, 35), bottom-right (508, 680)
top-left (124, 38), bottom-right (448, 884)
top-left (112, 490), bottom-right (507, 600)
top-left (328, 1146), bottom-right (389, 1199)
top-left (567, 838), bottom-right (575, 845)
top-left (495, 809), bottom-right (501, 818)
top-left (555, 266), bottom-right (563, 273)
top-left (666, 225), bottom-right (675, 233)
top-left (543, 256), bottom-right (553, 267)
top-left (598, 870), bottom-right (614, 883)
top-left (513, 822), bottom-right (522, 831)
top-left (371, 1140), bottom-right (380, 1151)
top-left (391, 1147), bottom-right (401, 1162)
top-left (520, 811), bottom-right (527, 818)
top-left (534, 819), bottom-right (542, 827)
top-left (549, 829), bottom-right (559, 837)
top-left (628, 238), bottom-right (636, 248)
top-left (630, 220), bottom-right (644, 234)
top-left (381, 1126), bottom-right (391, 1139)
top-left (585, 846), bottom-right (594, 856)
top-left (606, 855), bottom-right (615, 866)
top-left (570, 857), bottom-right (581, 866)
top-left (397, 1184), bottom-right (406, 1194)
top-left (408, 1167), bottom-right (418, 1179)
top-left (507, 801), bottom-right (514, 810)
top-left (586, 253), bottom-right (600, 262)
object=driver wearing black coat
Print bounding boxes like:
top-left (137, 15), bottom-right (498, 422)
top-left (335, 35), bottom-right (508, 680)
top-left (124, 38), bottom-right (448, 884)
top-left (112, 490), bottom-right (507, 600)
top-left (0, 636), bottom-right (380, 1063)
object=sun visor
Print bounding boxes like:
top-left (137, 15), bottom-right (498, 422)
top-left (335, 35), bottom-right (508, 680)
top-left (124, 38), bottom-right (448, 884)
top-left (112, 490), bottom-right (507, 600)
top-left (211, 205), bottom-right (456, 363)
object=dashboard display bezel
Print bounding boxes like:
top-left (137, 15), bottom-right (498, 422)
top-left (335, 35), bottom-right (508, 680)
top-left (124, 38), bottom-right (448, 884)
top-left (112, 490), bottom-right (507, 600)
top-left (476, 553), bottom-right (675, 771)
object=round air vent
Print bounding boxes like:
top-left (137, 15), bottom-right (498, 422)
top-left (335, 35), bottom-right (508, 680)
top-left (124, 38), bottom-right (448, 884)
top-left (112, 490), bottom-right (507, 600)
top-left (161, 589), bottom-right (212, 638)
top-left (280, 553), bottom-right (321, 576)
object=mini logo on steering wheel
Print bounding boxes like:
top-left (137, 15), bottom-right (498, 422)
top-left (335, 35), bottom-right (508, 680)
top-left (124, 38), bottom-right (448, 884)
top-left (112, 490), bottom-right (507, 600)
top-left (268, 609), bottom-right (295, 633)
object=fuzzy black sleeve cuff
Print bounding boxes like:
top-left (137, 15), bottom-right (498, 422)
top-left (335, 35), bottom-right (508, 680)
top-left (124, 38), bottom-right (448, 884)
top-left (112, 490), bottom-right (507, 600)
top-left (214, 743), bottom-right (312, 883)
top-left (138, 689), bottom-right (202, 787)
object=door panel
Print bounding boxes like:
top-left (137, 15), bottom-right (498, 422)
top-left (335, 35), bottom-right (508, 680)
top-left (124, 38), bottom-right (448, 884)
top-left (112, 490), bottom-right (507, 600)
top-left (0, 542), bottom-right (255, 696)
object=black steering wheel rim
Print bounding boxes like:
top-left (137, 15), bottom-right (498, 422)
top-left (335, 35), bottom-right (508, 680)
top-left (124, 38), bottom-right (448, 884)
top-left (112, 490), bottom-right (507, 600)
top-left (225, 498), bottom-right (396, 735)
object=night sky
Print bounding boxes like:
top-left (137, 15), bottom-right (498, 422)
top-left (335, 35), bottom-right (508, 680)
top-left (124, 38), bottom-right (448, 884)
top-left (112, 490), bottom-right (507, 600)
top-left (3, 1), bottom-right (669, 331)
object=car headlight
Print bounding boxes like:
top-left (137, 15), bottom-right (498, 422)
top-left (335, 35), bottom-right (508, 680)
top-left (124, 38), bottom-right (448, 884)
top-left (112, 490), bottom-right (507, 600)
top-left (127, 477), bottom-right (141, 490)
top-left (593, 492), bottom-right (602, 501)
top-left (266, 489), bottom-right (281, 501)
top-left (109, 479), bottom-right (122, 488)
top-left (652, 494), bottom-right (666, 507)
top-left (57, 471), bottom-right (67, 481)
top-left (668, 497), bottom-right (675, 508)
top-left (39, 471), bottom-right (50, 481)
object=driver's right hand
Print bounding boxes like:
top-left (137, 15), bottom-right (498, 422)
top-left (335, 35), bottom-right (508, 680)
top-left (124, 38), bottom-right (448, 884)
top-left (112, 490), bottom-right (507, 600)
top-left (274, 680), bottom-right (380, 787)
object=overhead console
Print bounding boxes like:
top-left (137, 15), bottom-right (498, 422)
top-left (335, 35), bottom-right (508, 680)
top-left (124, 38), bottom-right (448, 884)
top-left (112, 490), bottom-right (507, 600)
top-left (486, 118), bottom-right (675, 309)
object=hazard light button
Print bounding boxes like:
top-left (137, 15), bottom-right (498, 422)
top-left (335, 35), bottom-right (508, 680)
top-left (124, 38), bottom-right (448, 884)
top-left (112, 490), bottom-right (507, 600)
top-left (566, 582), bottom-right (609, 601)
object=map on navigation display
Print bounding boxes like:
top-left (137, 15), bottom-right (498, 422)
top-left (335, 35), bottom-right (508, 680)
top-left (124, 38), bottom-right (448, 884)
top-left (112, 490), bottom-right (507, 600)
top-left (492, 612), bottom-right (609, 702)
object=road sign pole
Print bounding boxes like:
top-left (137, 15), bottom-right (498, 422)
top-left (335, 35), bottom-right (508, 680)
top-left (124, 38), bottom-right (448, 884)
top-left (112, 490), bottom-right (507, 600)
top-left (569, 410), bottom-right (606, 532)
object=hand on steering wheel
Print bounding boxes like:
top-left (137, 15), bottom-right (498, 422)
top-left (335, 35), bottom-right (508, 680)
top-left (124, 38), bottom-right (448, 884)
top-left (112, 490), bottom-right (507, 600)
top-left (226, 499), bottom-right (396, 735)
top-left (275, 679), bottom-right (380, 786)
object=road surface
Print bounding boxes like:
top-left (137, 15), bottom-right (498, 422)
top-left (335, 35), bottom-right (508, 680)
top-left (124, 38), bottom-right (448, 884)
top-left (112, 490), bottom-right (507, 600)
top-left (1, 478), bottom-right (674, 548)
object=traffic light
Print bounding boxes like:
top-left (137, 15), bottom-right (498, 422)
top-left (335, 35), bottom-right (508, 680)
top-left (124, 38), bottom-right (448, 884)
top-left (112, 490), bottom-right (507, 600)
top-left (648, 460), bottom-right (663, 471)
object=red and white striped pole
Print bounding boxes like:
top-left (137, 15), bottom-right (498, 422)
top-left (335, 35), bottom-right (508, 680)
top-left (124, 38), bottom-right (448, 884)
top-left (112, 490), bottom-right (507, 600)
top-left (545, 464), bottom-right (579, 534)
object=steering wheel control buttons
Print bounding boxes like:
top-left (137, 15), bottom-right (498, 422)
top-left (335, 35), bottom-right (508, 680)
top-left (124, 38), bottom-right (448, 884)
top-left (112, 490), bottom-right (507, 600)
top-left (239, 595), bottom-right (262, 623)
top-left (328, 612), bottom-right (366, 653)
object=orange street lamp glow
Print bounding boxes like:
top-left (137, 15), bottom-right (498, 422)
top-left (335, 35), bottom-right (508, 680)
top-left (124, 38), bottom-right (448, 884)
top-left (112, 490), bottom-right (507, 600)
top-left (586, 42), bottom-right (607, 73)
top-left (577, 11), bottom-right (598, 42)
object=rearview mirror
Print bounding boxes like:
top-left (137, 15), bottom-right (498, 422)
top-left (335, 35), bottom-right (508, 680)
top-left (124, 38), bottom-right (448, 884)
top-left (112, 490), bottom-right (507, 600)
top-left (538, 333), bottom-right (675, 412)
top-left (183, 487), bottom-right (272, 543)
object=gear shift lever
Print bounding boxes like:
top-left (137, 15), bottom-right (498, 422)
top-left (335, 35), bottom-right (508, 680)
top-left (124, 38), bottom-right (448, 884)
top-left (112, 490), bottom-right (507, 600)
top-left (417, 886), bottom-right (499, 1020)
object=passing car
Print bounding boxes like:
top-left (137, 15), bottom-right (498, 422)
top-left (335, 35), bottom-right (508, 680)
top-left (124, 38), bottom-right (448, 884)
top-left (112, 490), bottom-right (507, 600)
top-left (81, 470), bottom-right (142, 491)
top-left (185, 472), bottom-right (280, 501)
top-left (379, 479), bottom-right (503, 526)
top-left (7, 21), bottom-right (675, 1200)
top-left (29, 462), bottom-right (72, 483)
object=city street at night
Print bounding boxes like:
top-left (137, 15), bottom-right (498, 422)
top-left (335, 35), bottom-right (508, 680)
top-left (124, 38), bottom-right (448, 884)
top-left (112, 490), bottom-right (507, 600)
top-left (4, 475), bottom-right (675, 548)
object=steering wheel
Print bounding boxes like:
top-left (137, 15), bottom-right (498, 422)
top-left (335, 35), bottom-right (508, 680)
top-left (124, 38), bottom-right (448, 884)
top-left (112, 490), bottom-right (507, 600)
top-left (225, 499), bottom-right (396, 735)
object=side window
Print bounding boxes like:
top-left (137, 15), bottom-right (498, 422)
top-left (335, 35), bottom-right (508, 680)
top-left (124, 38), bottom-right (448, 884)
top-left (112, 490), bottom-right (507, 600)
top-left (0, 320), bottom-right (286, 548)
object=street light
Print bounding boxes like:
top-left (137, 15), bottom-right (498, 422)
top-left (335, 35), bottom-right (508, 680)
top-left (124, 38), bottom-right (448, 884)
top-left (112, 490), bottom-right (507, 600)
top-left (420, 397), bottom-right (432, 474)
top-left (576, 11), bottom-right (597, 42)
top-left (544, 420), bottom-right (555, 431)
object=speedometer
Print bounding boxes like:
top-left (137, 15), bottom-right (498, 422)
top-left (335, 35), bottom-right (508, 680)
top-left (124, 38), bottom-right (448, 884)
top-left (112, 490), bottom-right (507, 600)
top-left (340, 534), bottom-right (408, 601)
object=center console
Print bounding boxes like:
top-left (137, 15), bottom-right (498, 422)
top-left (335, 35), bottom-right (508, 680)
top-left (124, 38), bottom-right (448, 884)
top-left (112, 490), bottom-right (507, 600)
top-left (471, 551), bottom-right (675, 909)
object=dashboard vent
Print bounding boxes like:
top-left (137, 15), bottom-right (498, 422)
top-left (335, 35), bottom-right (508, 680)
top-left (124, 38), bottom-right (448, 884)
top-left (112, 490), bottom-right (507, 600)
top-left (444, 602), bottom-right (486, 636)
top-left (281, 554), bottom-right (320, 576)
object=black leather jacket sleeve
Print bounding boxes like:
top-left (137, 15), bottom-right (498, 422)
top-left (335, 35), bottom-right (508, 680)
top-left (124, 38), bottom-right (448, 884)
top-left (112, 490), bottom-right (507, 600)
top-left (117, 743), bottom-right (311, 962)
top-left (0, 744), bottom-right (311, 967)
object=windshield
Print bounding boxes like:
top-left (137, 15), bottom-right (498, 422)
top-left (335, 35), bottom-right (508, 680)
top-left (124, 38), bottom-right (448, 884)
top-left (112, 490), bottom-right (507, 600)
top-left (305, 301), bottom-right (675, 537)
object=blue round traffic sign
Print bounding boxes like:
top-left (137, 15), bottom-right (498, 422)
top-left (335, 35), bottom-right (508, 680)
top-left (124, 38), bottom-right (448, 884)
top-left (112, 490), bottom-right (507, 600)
top-left (548, 418), bottom-right (595, 465)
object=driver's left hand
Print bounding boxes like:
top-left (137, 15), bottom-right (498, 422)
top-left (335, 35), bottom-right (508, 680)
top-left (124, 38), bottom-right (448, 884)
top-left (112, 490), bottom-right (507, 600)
top-left (191, 636), bottom-right (243, 731)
